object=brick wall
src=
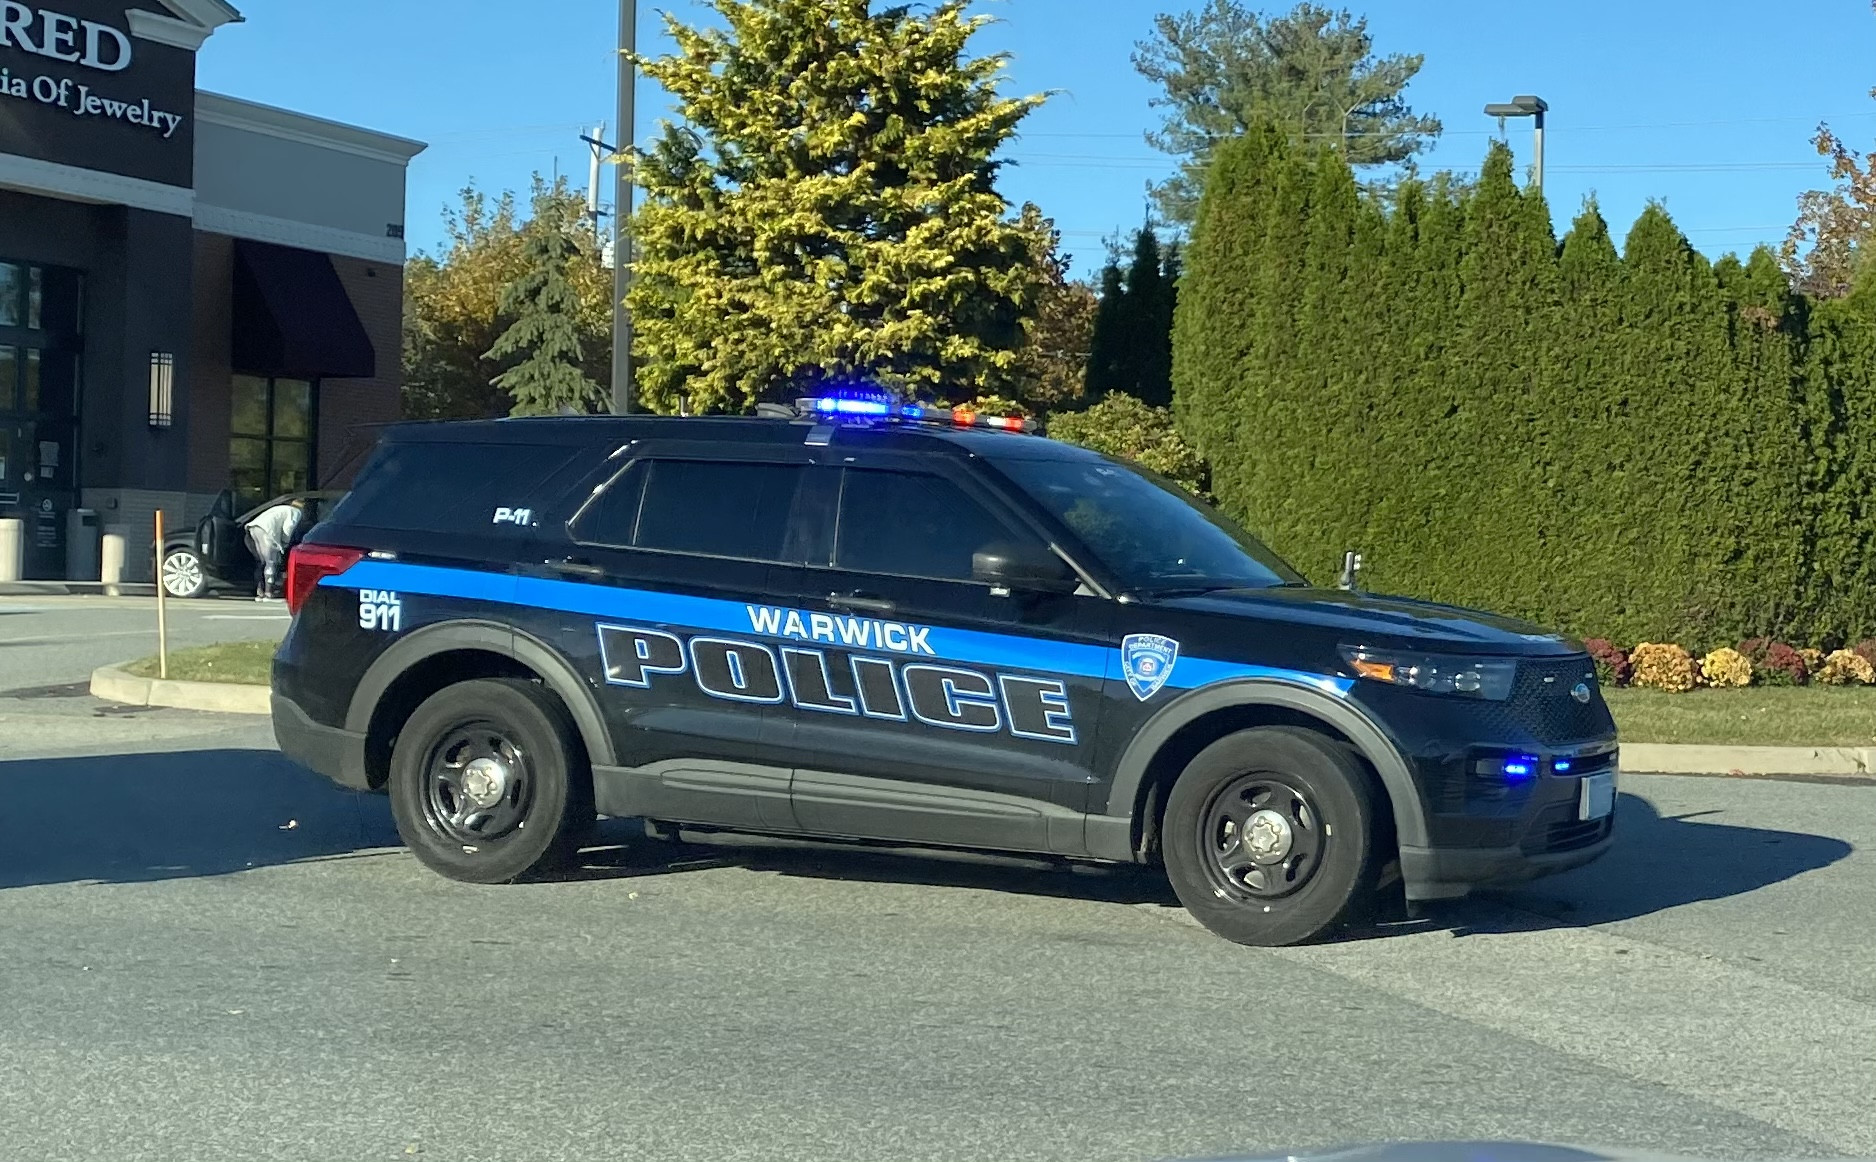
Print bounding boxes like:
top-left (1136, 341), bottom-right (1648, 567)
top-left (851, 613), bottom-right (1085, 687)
top-left (183, 236), bottom-right (405, 497)
top-left (322, 256), bottom-right (404, 487)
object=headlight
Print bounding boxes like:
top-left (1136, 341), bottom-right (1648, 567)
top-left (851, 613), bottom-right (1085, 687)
top-left (1340, 647), bottom-right (1518, 701)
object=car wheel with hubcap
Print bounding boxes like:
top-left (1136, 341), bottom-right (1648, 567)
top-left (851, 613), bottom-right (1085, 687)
top-left (160, 548), bottom-right (209, 599)
top-left (389, 678), bottom-right (594, 884)
top-left (1162, 725), bottom-right (1381, 946)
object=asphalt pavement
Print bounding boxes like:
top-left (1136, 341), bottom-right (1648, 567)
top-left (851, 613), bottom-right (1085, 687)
top-left (0, 598), bottom-right (1870, 1162)
top-left (0, 593), bottom-right (289, 691)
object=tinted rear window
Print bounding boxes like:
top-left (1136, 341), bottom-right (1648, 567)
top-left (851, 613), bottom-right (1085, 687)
top-left (607, 459), bottom-right (804, 561)
top-left (329, 440), bottom-right (587, 533)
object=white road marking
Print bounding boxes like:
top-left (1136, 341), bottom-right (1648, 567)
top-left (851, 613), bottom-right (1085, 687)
top-left (201, 615), bottom-right (290, 622)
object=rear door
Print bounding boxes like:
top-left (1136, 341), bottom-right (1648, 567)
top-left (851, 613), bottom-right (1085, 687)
top-left (522, 443), bottom-right (818, 831)
top-left (775, 453), bottom-right (1113, 855)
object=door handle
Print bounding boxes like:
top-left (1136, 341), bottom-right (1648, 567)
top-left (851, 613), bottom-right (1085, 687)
top-left (826, 591), bottom-right (895, 614)
top-left (547, 557), bottom-right (606, 578)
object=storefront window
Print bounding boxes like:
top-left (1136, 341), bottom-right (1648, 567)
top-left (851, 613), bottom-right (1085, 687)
top-left (0, 263), bottom-right (43, 331)
top-left (230, 374), bottom-right (317, 507)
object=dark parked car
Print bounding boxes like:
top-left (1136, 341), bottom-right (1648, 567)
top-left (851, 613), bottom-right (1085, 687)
top-left (159, 489), bottom-right (345, 599)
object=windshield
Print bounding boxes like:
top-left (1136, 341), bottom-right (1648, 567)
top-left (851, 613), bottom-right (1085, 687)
top-left (993, 455), bottom-right (1307, 592)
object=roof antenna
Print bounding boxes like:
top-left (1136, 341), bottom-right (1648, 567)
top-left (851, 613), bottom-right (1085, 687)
top-left (1338, 550), bottom-right (1363, 592)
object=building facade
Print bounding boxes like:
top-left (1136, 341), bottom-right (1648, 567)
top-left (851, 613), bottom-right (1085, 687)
top-left (0, 0), bottom-right (423, 578)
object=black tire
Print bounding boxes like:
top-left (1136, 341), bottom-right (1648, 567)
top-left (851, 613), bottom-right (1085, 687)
top-left (159, 547), bottom-right (210, 599)
top-left (388, 678), bottom-right (594, 884)
top-left (1162, 726), bottom-right (1381, 946)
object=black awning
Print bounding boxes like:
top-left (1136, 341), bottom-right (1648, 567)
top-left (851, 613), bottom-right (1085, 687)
top-left (231, 239), bottom-right (376, 380)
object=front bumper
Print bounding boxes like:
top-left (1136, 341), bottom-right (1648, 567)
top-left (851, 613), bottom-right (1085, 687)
top-left (271, 692), bottom-right (373, 792)
top-left (1397, 740), bottom-right (1620, 901)
top-left (1400, 829), bottom-right (1613, 900)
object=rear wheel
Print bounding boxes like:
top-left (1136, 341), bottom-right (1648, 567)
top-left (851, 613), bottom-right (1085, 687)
top-left (388, 678), bottom-right (594, 884)
top-left (1162, 726), bottom-right (1381, 946)
top-left (160, 547), bottom-right (209, 598)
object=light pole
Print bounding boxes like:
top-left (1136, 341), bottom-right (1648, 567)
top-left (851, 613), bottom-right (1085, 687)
top-left (1483, 94), bottom-right (1547, 189)
top-left (613, 0), bottom-right (637, 414)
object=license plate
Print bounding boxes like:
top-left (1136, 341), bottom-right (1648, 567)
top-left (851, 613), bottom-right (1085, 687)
top-left (1579, 771), bottom-right (1616, 821)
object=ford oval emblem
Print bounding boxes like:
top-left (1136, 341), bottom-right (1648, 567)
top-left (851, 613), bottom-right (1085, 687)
top-left (1570, 681), bottom-right (1591, 704)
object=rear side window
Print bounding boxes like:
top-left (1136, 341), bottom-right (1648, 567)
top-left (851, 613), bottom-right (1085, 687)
top-left (577, 458), bottom-right (805, 562)
top-left (833, 468), bottom-right (1020, 581)
top-left (330, 440), bottom-right (584, 533)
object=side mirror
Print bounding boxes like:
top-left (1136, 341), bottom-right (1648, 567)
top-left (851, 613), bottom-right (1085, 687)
top-left (973, 542), bottom-right (1079, 595)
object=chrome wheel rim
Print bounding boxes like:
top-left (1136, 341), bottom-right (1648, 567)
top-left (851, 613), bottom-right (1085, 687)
top-left (162, 552), bottom-right (203, 596)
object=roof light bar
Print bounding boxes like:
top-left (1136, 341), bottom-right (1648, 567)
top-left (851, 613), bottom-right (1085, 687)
top-left (794, 396), bottom-right (1036, 434)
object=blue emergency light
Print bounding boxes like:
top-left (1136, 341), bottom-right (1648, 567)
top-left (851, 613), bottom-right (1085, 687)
top-left (796, 392), bottom-right (1036, 434)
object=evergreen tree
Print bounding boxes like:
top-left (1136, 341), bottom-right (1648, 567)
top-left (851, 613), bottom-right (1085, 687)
top-left (1086, 224), bottom-right (1178, 406)
top-left (1170, 127), bottom-right (1869, 642)
top-left (1174, 123), bottom-right (1289, 505)
top-left (484, 223), bottom-right (605, 416)
top-left (1086, 257), bottom-right (1128, 398)
top-left (1550, 201), bottom-right (1628, 635)
top-left (404, 177), bottom-right (613, 420)
top-left (628, 0), bottom-right (1047, 412)
top-left (1797, 278), bottom-right (1876, 642)
top-left (1122, 225), bottom-right (1176, 407)
top-left (1135, 1), bottom-right (1441, 223)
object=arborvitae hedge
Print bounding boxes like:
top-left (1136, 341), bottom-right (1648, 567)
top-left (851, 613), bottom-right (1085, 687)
top-left (1172, 129), bottom-right (1876, 646)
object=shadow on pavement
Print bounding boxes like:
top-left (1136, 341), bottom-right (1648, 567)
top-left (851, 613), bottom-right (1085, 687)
top-left (572, 817), bottom-right (1182, 907)
top-left (573, 788), bottom-right (1854, 936)
top-left (0, 749), bottom-right (398, 890)
top-left (5, 764), bottom-right (1851, 937)
top-left (1448, 790), bottom-right (1855, 933)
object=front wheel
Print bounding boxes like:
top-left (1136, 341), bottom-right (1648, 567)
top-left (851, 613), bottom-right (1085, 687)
top-left (1162, 726), bottom-right (1382, 946)
top-left (388, 678), bottom-right (594, 884)
top-left (160, 547), bottom-right (209, 598)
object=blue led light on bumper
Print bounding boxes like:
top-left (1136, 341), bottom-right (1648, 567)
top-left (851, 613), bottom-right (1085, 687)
top-left (1501, 757), bottom-right (1537, 780)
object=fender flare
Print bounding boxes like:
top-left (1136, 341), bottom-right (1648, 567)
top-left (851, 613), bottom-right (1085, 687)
top-left (1099, 678), bottom-right (1429, 851)
top-left (343, 620), bottom-right (616, 768)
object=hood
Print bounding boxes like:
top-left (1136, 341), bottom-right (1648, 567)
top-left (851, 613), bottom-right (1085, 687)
top-left (1155, 587), bottom-right (1578, 655)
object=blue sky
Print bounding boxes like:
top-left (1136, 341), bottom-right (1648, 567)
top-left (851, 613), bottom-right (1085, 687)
top-left (196, 0), bottom-right (1876, 277)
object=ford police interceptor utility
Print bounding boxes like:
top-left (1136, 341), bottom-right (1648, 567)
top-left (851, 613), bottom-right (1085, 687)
top-left (270, 396), bottom-right (1618, 947)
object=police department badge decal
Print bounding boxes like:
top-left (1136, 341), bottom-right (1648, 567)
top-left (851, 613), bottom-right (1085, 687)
top-left (1121, 633), bottom-right (1179, 701)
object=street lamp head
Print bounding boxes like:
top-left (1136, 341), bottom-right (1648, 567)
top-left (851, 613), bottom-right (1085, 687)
top-left (1485, 95), bottom-right (1548, 118)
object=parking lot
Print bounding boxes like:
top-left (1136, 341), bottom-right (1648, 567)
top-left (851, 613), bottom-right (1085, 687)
top-left (0, 598), bottom-right (1871, 1162)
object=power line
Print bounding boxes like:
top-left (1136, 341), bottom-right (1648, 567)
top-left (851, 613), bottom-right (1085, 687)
top-left (1021, 111), bottom-right (1876, 142)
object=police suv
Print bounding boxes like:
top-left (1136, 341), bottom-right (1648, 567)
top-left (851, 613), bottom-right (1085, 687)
top-left (271, 397), bottom-right (1617, 947)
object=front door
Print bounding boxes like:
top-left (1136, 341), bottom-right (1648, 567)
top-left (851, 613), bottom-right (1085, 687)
top-left (776, 456), bottom-right (1113, 855)
top-left (521, 444), bottom-right (819, 832)
top-left (0, 262), bottom-right (82, 580)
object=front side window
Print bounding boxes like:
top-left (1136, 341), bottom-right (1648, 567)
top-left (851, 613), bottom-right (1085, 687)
top-left (577, 459), bottom-right (805, 563)
top-left (231, 374), bottom-right (316, 507)
top-left (992, 455), bottom-right (1306, 593)
top-left (833, 468), bottom-right (1023, 582)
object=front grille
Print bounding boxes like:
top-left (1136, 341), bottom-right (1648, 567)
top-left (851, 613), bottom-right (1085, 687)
top-left (1468, 655), bottom-right (1613, 746)
top-left (1520, 798), bottom-right (1615, 854)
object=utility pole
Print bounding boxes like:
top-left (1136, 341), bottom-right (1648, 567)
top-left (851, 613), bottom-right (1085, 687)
top-left (612, 0), bottom-right (637, 414)
top-left (585, 121), bottom-right (606, 245)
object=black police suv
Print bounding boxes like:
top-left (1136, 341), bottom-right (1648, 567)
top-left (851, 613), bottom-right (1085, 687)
top-left (270, 399), bottom-right (1617, 947)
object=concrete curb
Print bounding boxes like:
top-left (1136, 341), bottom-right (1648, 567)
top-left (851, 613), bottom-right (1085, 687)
top-left (1621, 742), bottom-right (1876, 780)
top-left (0, 582), bottom-right (157, 597)
top-left (88, 664), bottom-right (271, 716)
